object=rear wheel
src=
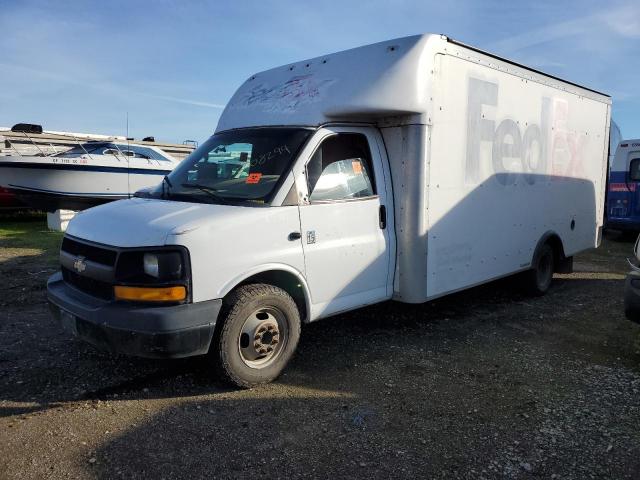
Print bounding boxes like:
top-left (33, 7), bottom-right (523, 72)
top-left (209, 283), bottom-right (301, 388)
top-left (523, 243), bottom-right (554, 296)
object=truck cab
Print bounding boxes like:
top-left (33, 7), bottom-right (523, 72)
top-left (48, 124), bottom-right (395, 387)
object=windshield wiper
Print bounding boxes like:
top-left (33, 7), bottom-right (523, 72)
top-left (180, 183), bottom-right (232, 205)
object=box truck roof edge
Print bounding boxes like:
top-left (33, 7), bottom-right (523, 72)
top-left (216, 33), bottom-right (610, 133)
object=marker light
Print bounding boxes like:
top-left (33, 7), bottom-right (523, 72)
top-left (114, 285), bottom-right (186, 302)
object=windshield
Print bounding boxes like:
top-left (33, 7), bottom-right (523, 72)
top-left (54, 142), bottom-right (171, 161)
top-left (55, 142), bottom-right (111, 157)
top-left (161, 127), bottom-right (312, 204)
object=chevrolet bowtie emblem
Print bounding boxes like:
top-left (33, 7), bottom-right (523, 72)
top-left (73, 256), bottom-right (87, 273)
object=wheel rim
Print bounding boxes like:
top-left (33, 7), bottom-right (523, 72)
top-left (237, 307), bottom-right (288, 369)
top-left (537, 252), bottom-right (553, 289)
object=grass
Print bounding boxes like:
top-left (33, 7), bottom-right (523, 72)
top-left (0, 212), bottom-right (64, 265)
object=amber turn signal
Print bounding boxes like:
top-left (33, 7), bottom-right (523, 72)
top-left (114, 285), bottom-right (186, 302)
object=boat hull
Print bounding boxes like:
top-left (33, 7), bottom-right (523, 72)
top-left (0, 159), bottom-right (171, 212)
top-left (4, 185), bottom-right (127, 211)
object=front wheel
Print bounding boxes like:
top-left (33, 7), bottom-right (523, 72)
top-left (209, 284), bottom-right (301, 388)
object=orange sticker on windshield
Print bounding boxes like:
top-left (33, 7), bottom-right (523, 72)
top-left (352, 160), bottom-right (363, 174)
top-left (246, 173), bottom-right (262, 184)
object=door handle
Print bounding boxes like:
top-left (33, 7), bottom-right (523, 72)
top-left (288, 231), bottom-right (302, 241)
top-left (379, 205), bottom-right (387, 230)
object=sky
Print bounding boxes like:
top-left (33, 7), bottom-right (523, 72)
top-left (0, 0), bottom-right (638, 144)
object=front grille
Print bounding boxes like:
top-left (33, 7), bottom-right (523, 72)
top-left (61, 237), bottom-right (117, 266)
top-left (59, 236), bottom-right (191, 304)
top-left (62, 266), bottom-right (114, 300)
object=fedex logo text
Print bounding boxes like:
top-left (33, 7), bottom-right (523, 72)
top-left (465, 78), bottom-right (549, 185)
top-left (465, 78), bottom-right (587, 186)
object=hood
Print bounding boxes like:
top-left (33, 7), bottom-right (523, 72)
top-left (66, 198), bottom-right (242, 247)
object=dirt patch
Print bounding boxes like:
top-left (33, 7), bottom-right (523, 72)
top-left (1, 224), bottom-right (639, 479)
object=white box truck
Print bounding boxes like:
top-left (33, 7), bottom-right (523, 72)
top-left (47, 34), bottom-right (611, 387)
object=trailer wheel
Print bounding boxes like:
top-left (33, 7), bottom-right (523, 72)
top-left (524, 243), bottom-right (554, 296)
top-left (209, 283), bottom-right (301, 388)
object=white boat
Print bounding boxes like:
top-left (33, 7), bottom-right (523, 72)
top-left (0, 140), bottom-right (181, 211)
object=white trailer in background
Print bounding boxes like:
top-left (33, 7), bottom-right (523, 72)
top-left (606, 138), bottom-right (640, 231)
top-left (48, 34), bottom-right (611, 387)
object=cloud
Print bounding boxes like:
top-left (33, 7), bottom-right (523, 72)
top-left (603, 4), bottom-right (640, 38)
top-left (0, 61), bottom-right (224, 109)
top-left (0, 61), bottom-right (84, 87)
top-left (607, 90), bottom-right (638, 102)
top-left (487, 3), bottom-right (640, 54)
top-left (143, 94), bottom-right (225, 109)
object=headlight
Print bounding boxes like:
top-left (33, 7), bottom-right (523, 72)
top-left (143, 252), bottom-right (183, 280)
top-left (143, 253), bottom-right (159, 277)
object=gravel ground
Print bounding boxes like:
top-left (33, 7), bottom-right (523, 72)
top-left (1, 223), bottom-right (639, 479)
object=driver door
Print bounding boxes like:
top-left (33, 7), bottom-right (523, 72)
top-left (294, 127), bottom-right (393, 318)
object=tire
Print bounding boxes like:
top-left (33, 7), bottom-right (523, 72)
top-left (209, 283), bottom-right (301, 388)
top-left (523, 243), bottom-right (554, 296)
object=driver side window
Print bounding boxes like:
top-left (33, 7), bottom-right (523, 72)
top-left (307, 133), bottom-right (376, 202)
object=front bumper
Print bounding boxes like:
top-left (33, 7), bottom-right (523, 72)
top-left (624, 269), bottom-right (640, 324)
top-left (47, 272), bottom-right (222, 358)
